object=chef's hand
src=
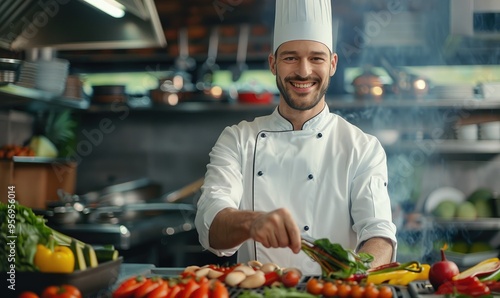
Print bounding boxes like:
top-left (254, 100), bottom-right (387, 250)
top-left (249, 208), bottom-right (302, 254)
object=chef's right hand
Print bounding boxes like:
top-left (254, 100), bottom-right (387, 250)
top-left (249, 208), bottom-right (302, 254)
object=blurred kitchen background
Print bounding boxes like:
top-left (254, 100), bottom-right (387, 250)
top-left (0, 0), bottom-right (499, 269)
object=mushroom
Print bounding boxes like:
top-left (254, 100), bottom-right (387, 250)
top-left (225, 271), bottom-right (247, 287)
top-left (239, 271), bottom-right (266, 288)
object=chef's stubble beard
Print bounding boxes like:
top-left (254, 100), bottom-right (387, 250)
top-left (276, 72), bottom-right (330, 111)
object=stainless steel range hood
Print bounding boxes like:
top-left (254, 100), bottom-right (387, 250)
top-left (446, 0), bottom-right (500, 59)
top-left (0, 0), bottom-right (166, 51)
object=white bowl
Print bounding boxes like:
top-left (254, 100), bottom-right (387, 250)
top-left (455, 124), bottom-right (478, 141)
top-left (479, 121), bottom-right (500, 140)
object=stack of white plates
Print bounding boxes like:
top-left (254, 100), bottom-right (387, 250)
top-left (479, 121), bottom-right (500, 140)
top-left (432, 85), bottom-right (475, 99)
top-left (16, 59), bottom-right (69, 95)
top-left (478, 82), bottom-right (500, 100)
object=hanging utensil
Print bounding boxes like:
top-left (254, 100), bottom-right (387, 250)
top-left (196, 26), bottom-right (220, 90)
top-left (169, 27), bottom-right (195, 94)
top-left (163, 178), bottom-right (204, 203)
top-left (175, 27), bottom-right (196, 73)
top-left (229, 24), bottom-right (250, 82)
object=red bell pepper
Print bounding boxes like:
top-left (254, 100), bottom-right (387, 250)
top-left (263, 271), bottom-right (280, 286)
top-left (436, 276), bottom-right (491, 297)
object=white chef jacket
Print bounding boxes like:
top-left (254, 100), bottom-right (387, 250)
top-left (195, 105), bottom-right (397, 275)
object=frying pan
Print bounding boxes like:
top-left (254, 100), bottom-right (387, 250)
top-left (229, 24), bottom-right (250, 82)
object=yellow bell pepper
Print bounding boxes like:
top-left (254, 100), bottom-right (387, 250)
top-left (454, 257), bottom-right (500, 281)
top-left (388, 264), bottom-right (430, 285)
top-left (34, 244), bottom-right (75, 273)
top-left (366, 263), bottom-right (430, 286)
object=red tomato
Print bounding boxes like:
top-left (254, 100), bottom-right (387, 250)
top-left (378, 286), bottom-right (393, 298)
top-left (146, 282), bottom-right (169, 298)
top-left (306, 278), bottom-right (323, 295)
top-left (337, 283), bottom-right (352, 298)
top-left (364, 285), bottom-right (380, 298)
top-left (209, 280), bottom-right (229, 298)
top-left (113, 276), bottom-right (147, 298)
top-left (350, 284), bottom-right (365, 298)
top-left (321, 281), bottom-right (338, 297)
top-left (41, 285), bottom-right (82, 298)
top-left (18, 291), bottom-right (40, 298)
top-left (134, 277), bottom-right (165, 298)
top-left (281, 270), bottom-right (301, 288)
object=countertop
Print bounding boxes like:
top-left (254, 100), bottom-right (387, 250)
top-left (92, 264), bottom-right (185, 298)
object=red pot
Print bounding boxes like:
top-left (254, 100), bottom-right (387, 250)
top-left (238, 92), bottom-right (274, 104)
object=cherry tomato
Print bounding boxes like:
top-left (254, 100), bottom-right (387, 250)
top-left (18, 291), bottom-right (40, 298)
top-left (41, 285), bottom-right (82, 298)
top-left (364, 285), bottom-right (380, 298)
top-left (306, 278), bottom-right (323, 295)
top-left (378, 286), bottom-right (393, 298)
top-left (113, 276), bottom-right (147, 298)
top-left (350, 284), bottom-right (365, 298)
top-left (281, 270), bottom-right (301, 288)
top-left (337, 283), bottom-right (352, 298)
top-left (321, 281), bottom-right (338, 297)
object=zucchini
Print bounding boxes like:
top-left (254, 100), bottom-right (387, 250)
top-left (69, 239), bottom-right (87, 271)
top-left (94, 247), bottom-right (119, 263)
top-left (83, 244), bottom-right (99, 268)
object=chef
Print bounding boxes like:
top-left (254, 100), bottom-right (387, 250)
top-left (195, 0), bottom-right (397, 275)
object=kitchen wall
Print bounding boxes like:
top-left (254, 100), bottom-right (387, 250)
top-left (73, 108), bottom-right (270, 194)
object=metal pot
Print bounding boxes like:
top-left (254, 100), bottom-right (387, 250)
top-left (0, 58), bottom-right (21, 85)
top-left (352, 66), bottom-right (385, 99)
top-left (36, 189), bottom-right (90, 225)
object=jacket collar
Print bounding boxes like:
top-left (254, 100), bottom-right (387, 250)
top-left (272, 103), bottom-right (330, 131)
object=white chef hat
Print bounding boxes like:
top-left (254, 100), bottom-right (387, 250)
top-left (273, 0), bottom-right (333, 54)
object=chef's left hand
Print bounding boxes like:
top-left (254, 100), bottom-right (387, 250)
top-left (249, 208), bottom-right (302, 254)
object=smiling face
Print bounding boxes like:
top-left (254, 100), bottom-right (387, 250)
top-left (269, 40), bottom-right (338, 112)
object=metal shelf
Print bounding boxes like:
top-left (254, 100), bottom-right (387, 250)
top-left (328, 96), bottom-right (500, 110)
top-left (82, 96), bottom-right (500, 113)
top-left (0, 84), bottom-right (90, 110)
top-left (385, 140), bottom-right (500, 154)
top-left (431, 217), bottom-right (500, 230)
